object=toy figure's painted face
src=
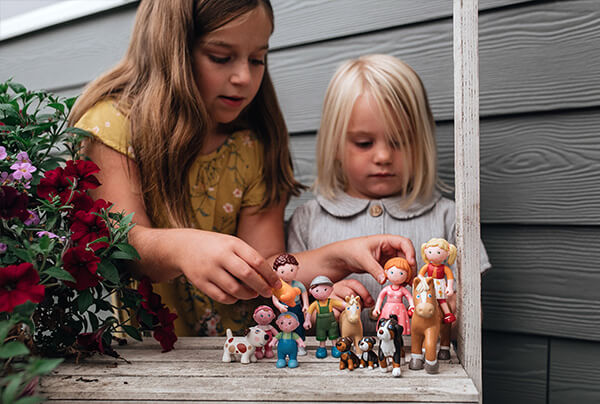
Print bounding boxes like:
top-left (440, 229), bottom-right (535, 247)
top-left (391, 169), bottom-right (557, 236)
top-left (253, 308), bottom-right (274, 324)
top-left (275, 263), bottom-right (297, 282)
top-left (276, 315), bottom-right (299, 332)
top-left (310, 285), bottom-right (332, 300)
top-left (425, 246), bottom-right (449, 265)
top-left (385, 265), bottom-right (408, 284)
top-left (341, 92), bottom-right (408, 199)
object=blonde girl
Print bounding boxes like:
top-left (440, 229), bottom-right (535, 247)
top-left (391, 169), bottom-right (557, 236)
top-left (288, 54), bottom-right (490, 333)
top-left (71, 3), bottom-right (415, 336)
top-left (419, 238), bottom-right (458, 323)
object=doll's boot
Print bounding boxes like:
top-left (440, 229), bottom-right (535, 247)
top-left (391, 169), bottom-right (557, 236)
top-left (438, 347), bottom-right (451, 360)
top-left (443, 312), bottom-right (456, 324)
top-left (316, 347), bottom-right (327, 358)
top-left (425, 359), bottom-right (439, 374)
top-left (288, 359), bottom-right (298, 368)
top-left (331, 345), bottom-right (341, 358)
top-left (264, 346), bottom-right (275, 358)
top-left (276, 359), bottom-right (287, 368)
top-left (409, 356), bottom-right (424, 370)
top-left (297, 345), bottom-right (306, 356)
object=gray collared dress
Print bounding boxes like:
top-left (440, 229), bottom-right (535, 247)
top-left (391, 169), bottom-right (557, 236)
top-left (287, 190), bottom-right (491, 334)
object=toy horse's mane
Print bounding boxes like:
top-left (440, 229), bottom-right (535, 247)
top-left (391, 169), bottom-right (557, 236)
top-left (415, 276), bottom-right (430, 293)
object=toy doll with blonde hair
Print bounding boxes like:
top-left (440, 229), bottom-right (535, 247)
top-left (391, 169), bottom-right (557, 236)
top-left (288, 54), bottom-right (490, 334)
top-left (419, 238), bottom-right (457, 323)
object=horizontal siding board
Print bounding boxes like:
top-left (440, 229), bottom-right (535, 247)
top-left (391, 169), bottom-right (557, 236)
top-left (288, 108), bottom-right (600, 224)
top-left (481, 225), bottom-right (600, 341)
top-left (549, 338), bottom-right (600, 404)
top-left (482, 330), bottom-right (547, 404)
top-left (270, 0), bottom-right (600, 132)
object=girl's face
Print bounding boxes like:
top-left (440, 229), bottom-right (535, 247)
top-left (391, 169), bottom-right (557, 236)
top-left (385, 265), bottom-right (408, 285)
top-left (425, 246), bottom-right (449, 265)
top-left (341, 93), bottom-right (407, 199)
top-left (193, 6), bottom-right (271, 126)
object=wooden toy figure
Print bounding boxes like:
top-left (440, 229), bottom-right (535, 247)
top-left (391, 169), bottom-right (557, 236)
top-left (372, 257), bottom-right (414, 335)
top-left (271, 253), bottom-right (309, 355)
top-left (252, 305), bottom-right (277, 359)
top-left (339, 295), bottom-right (363, 354)
top-left (376, 315), bottom-right (404, 377)
top-left (409, 276), bottom-right (441, 374)
top-left (358, 337), bottom-right (379, 370)
top-left (419, 238), bottom-right (457, 324)
top-left (269, 312), bottom-right (305, 368)
top-left (222, 327), bottom-right (269, 364)
top-left (335, 337), bottom-right (360, 371)
top-left (304, 275), bottom-right (346, 359)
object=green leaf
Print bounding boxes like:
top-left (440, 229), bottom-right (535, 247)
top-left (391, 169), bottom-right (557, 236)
top-left (138, 310), bottom-right (155, 329)
top-left (0, 341), bottom-right (30, 358)
top-left (64, 97), bottom-right (77, 110)
top-left (43, 266), bottom-right (75, 282)
top-left (12, 301), bottom-right (37, 318)
top-left (89, 312), bottom-right (99, 330)
top-left (119, 212), bottom-right (135, 227)
top-left (0, 320), bottom-right (15, 343)
top-left (28, 357), bottom-right (63, 376)
top-left (77, 289), bottom-right (93, 313)
top-left (47, 102), bottom-right (64, 113)
top-left (122, 325), bottom-right (142, 341)
top-left (13, 248), bottom-right (33, 263)
top-left (97, 260), bottom-right (120, 284)
top-left (63, 127), bottom-right (92, 137)
top-left (114, 243), bottom-right (141, 261)
top-left (8, 81), bottom-right (26, 93)
top-left (2, 372), bottom-right (24, 404)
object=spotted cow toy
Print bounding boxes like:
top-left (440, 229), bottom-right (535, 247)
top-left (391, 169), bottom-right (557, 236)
top-left (222, 326), bottom-right (269, 364)
top-left (358, 336), bottom-right (379, 370)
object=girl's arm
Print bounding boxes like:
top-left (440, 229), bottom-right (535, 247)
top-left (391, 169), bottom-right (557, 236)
top-left (236, 200), bottom-right (286, 266)
top-left (84, 141), bottom-right (280, 303)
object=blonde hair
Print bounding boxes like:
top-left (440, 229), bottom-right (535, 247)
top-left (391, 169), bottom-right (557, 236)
top-left (314, 54), bottom-right (438, 206)
top-left (383, 257), bottom-right (412, 285)
top-left (70, 0), bottom-right (302, 228)
top-left (421, 238), bottom-right (457, 266)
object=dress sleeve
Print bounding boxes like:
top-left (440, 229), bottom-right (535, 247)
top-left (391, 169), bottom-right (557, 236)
top-left (239, 132), bottom-right (267, 208)
top-left (74, 100), bottom-right (133, 158)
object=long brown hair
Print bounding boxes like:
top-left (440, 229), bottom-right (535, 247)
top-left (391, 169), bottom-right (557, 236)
top-left (70, 0), bottom-right (302, 228)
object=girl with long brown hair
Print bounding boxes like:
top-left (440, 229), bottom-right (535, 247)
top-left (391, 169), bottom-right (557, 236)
top-left (72, 1), bottom-right (416, 336)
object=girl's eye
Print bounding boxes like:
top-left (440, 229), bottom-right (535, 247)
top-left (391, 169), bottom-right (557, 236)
top-left (355, 141), bottom-right (372, 149)
top-left (250, 58), bottom-right (265, 66)
top-left (209, 55), bottom-right (230, 64)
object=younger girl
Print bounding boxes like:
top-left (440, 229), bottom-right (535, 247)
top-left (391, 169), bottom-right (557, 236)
top-left (288, 54), bottom-right (490, 334)
top-left (70, 2), bottom-right (415, 336)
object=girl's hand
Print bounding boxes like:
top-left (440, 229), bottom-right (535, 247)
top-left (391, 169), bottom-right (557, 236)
top-left (171, 229), bottom-right (281, 304)
top-left (331, 279), bottom-right (375, 309)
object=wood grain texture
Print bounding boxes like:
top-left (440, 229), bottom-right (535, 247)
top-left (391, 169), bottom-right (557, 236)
top-left (482, 331), bottom-right (548, 404)
top-left (41, 337), bottom-right (479, 403)
top-left (288, 108), bottom-right (600, 224)
top-left (548, 338), bottom-right (600, 404)
top-left (481, 225), bottom-right (600, 341)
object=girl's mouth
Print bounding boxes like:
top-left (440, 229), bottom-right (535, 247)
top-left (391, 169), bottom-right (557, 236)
top-left (219, 95), bottom-right (244, 107)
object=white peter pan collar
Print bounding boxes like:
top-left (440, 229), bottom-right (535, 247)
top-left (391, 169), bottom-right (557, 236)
top-left (316, 190), bottom-right (442, 220)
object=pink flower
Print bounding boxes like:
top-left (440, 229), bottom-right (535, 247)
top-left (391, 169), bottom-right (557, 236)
top-left (15, 151), bottom-right (30, 163)
top-left (223, 203), bottom-right (234, 213)
top-left (0, 146), bottom-right (6, 160)
top-left (232, 188), bottom-right (242, 198)
top-left (24, 210), bottom-right (39, 226)
top-left (36, 231), bottom-right (59, 239)
top-left (0, 243), bottom-right (7, 254)
top-left (0, 172), bottom-right (14, 185)
top-left (10, 162), bottom-right (36, 181)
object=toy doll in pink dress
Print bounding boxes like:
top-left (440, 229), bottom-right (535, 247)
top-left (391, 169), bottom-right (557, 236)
top-left (419, 238), bottom-right (457, 324)
top-left (252, 305), bottom-right (278, 359)
top-left (372, 257), bottom-right (414, 335)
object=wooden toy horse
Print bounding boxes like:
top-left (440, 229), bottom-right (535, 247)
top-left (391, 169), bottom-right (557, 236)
top-left (409, 276), bottom-right (442, 374)
top-left (339, 295), bottom-right (363, 353)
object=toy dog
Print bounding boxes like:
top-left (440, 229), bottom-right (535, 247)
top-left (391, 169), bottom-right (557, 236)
top-left (376, 315), bottom-right (404, 377)
top-left (358, 336), bottom-right (379, 369)
top-left (336, 336), bottom-right (360, 371)
top-left (222, 326), bottom-right (269, 364)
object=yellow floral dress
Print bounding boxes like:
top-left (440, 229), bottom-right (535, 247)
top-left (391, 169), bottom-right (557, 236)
top-left (75, 100), bottom-right (269, 336)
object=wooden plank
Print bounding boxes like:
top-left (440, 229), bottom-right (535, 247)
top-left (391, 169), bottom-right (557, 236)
top-left (481, 225), bottom-right (600, 341)
top-left (548, 338), bottom-right (600, 404)
top-left (271, 0), bottom-right (600, 132)
top-left (482, 331), bottom-right (547, 404)
top-left (288, 108), bottom-right (600, 224)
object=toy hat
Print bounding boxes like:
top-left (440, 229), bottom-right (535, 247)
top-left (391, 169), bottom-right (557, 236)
top-left (309, 275), bottom-right (333, 288)
top-left (277, 312), bottom-right (299, 322)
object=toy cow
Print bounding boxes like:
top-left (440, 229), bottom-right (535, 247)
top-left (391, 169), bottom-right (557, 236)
top-left (358, 336), bottom-right (379, 370)
top-left (336, 336), bottom-right (360, 371)
top-left (376, 315), bottom-right (404, 377)
top-left (222, 326), bottom-right (269, 364)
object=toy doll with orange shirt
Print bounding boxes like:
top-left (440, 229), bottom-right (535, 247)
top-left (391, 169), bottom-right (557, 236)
top-left (419, 238), bottom-right (457, 324)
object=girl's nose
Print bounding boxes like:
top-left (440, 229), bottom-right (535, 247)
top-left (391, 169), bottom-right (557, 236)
top-left (373, 144), bottom-right (393, 164)
top-left (231, 62), bottom-right (251, 86)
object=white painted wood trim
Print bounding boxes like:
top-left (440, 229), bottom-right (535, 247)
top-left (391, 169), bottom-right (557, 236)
top-left (0, 0), bottom-right (137, 41)
top-left (453, 0), bottom-right (482, 401)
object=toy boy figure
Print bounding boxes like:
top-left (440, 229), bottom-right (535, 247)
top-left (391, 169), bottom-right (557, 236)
top-left (305, 275), bottom-right (346, 358)
top-left (271, 253), bottom-right (309, 355)
top-left (269, 312), bottom-right (305, 368)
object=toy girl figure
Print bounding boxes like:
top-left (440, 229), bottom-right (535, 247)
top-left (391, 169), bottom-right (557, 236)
top-left (252, 305), bottom-right (277, 359)
top-left (271, 253), bottom-right (309, 355)
top-left (288, 54), bottom-right (491, 334)
top-left (71, 1), bottom-right (417, 337)
top-left (269, 312), bottom-right (305, 368)
top-left (372, 257), bottom-right (414, 335)
top-left (419, 238), bottom-right (457, 324)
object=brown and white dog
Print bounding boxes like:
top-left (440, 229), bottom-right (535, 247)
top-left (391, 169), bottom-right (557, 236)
top-left (358, 336), bottom-right (379, 370)
top-left (222, 326), bottom-right (269, 364)
top-left (336, 336), bottom-right (360, 371)
top-left (376, 315), bottom-right (404, 377)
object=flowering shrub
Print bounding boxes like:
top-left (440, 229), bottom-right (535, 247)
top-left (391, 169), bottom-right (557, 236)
top-left (0, 81), bottom-right (177, 403)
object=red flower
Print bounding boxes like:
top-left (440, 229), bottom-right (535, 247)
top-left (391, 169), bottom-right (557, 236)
top-left (62, 246), bottom-right (103, 290)
top-left (70, 199), bottom-right (110, 250)
top-left (154, 307), bottom-right (178, 352)
top-left (36, 166), bottom-right (73, 204)
top-left (64, 160), bottom-right (100, 192)
top-left (137, 277), bottom-right (164, 316)
top-left (69, 191), bottom-right (94, 214)
top-left (0, 263), bottom-right (45, 313)
top-left (76, 326), bottom-right (117, 357)
top-left (0, 186), bottom-right (29, 221)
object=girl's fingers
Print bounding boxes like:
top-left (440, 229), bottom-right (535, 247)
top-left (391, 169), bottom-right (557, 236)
top-left (360, 255), bottom-right (387, 285)
top-left (211, 267), bottom-right (259, 301)
top-left (340, 279), bottom-right (374, 307)
top-left (202, 281), bottom-right (238, 304)
top-left (381, 235), bottom-right (416, 268)
top-left (232, 241), bottom-right (281, 291)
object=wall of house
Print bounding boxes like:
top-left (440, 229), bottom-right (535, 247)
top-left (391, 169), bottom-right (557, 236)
top-left (1, 1), bottom-right (598, 402)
